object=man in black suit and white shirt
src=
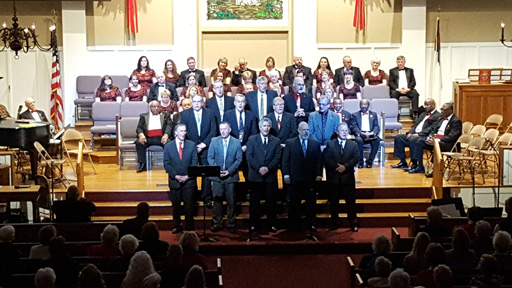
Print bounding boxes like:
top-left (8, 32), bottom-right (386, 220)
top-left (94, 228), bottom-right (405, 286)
top-left (205, 81), bottom-right (235, 123)
top-left (332, 97), bottom-right (353, 134)
top-left (350, 99), bottom-right (380, 168)
top-left (177, 57), bottom-right (207, 88)
top-left (246, 76), bottom-right (278, 121)
top-left (231, 57), bottom-right (257, 87)
top-left (283, 77), bottom-right (316, 125)
top-left (283, 56), bottom-right (313, 88)
top-left (334, 56), bottom-right (364, 87)
top-left (19, 97), bottom-right (49, 122)
top-left (148, 71), bottom-right (178, 102)
top-left (266, 97), bottom-right (297, 146)
top-left (388, 55), bottom-right (420, 117)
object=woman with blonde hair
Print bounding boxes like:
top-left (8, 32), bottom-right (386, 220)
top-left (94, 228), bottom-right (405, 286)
top-left (210, 56), bottom-right (232, 85)
top-left (121, 251), bottom-right (156, 288)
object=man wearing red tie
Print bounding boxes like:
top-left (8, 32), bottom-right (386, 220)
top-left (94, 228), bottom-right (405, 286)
top-left (349, 99), bottom-right (380, 168)
top-left (19, 97), bottom-right (49, 122)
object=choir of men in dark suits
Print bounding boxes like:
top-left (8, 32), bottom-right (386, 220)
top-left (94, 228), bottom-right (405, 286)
top-left (231, 57), bottom-right (257, 86)
top-left (135, 101), bottom-right (172, 173)
top-left (207, 122), bottom-right (243, 233)
top-left (246, 76), bottom-right (277, 121)
top-left (334, 56), bottom-right (364, 87)
top-left (391, 98), bottom-right (441, 172)
top-left (266, 97), bottom-right (297, 146)
top-left (388, 55), bottom-right (420, 117)
top-left (205, 80), bottom-right (235, 122)
top-left (283, 56), bottom-right (313, 89)
top-left (282, 121), bottom-right (323, 231)
top-left (164, 124), bottom-right (199, 233)
top-left (350, 99), bottom-right (380, 168)
top-left (148, 71), bottom-right (178, 102)
top-left (283, 77), bottom-right (315, 125)
top-left (177, 56), bottom-right (207, 87)
top-left (308, 96), bottom-right (340, 147)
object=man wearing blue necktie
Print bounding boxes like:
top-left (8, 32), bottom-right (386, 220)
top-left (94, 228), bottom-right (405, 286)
top-left (148, 71), bottom-right (178, 102)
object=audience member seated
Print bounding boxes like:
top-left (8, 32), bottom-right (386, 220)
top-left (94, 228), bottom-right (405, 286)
top-left (44, 236), bottom-right (79, 288)
top-left (184, 265), bottom-right (206, 288)
top-left (236, 70), bottom-right (254, 94)
top-left (210, 56), bottom-right (232, 86)
top-left (403, 231), bottom-right (431, 275)
top-left (95, 75), bottom-right (122, 102)
top-left (445, 227), bottom-right (475, 271)
top-left (208, 71), bottom-right (232, 98)
top-left (359, 234), bottom-right (393, 270)
top-left (125, 73), bottom-right (148, 102)
top-left (143, 273), bottom-right (162, 288)
top-left (78, 264), bottom-right (106, 288)
top-left (179, 231), bottom-right (208, 271)
top-left (30, 224), bottom-right (57, 259)
top-left (121, 202), bottom-right (150, 239)
top-left (460, 206), bottom-right (484, 240)
top-left (433, 264), bottom-right (454, 288)
top-left (268, 70), bottom-right (285, 97)
top-left (159, 89), bottom-right (179, 114)
top-left (52, 185), bottom-right (96, 223)
top-left (34, 267), bottom-right (56, 288)
top-left (350, 99), bottom-right (380, 168)
top-left (388, 268), bottom-right (410, 288)
top-left (164, 59), bottom-right (180, 85)
top-left (121, 251), bottom-right (159, 288)
top-left (334, 55), bottom-right (364, 88)
top-left (417, 206), bottom-right (451, 238)
top-left (368, 256), bottom-right (392, 288)
top-left (159, 244), bottom-right (188, 288)
top-left (231, 57), bottom-right (256, 86)
top-left (312, 57), bottom-right (334, 87)
top-left (133, 55), bottom-right (156, 91)
top-left (138, 221), bottom-right (169, 260)
top-left (108, 234), bottom-right (139, 272)
top-left (491, 231), bottom-right (512, 276)
top-left (0, 225), bottom-right (21, 288)
top-left (414, 243), bottom-right (446, 288)
top-left (259, 56), bottom-right (282, 84)
top-left (88, 224), bottom-right (121, 258)
top-left (0, 103), bottom-right (11, 118)
top-left (364, 57), bottom-right (388, 86)
top-left (338, 70), bottom-right (362, 100)
top-left (388, 55), bottom-right (419, 117)
top-left (494, 196), bottom-right (512, 235)
top-left (470, 220), bottom-right (494, 259)
top-left (469, 254), bottom-right (504, 288)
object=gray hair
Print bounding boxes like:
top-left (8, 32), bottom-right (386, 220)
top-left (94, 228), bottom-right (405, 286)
top-left (35, 267), bottom-right (56, 288)
top-left (101, 224), bottom-right (119, 246)
top-left (258, 117), bottom-right (272, 128)
top-left (493, 231), bottom-right (512, 253)
top-left (119, 234), bottom-right (139, 256)
top-left (0, 225), bottom-right (15, 242)
top-left (388, 268), bottom-right (410, 288)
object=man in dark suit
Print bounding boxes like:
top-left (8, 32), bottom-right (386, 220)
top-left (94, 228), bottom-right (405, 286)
top-left (308, 96), bottom-right (340, 147)
top-left (282, 121), bottom-right (323, 231)
top-left (350, 99), bottom-right (380, 168)
top-left (283, 77), bottom-right (316, 125)
top-left (231, 57), bottom-right (257, 86)
top-left (323, 122), bottom-right (360, 232)
top-left (334, 56), bottom-right (364, 87)
top-left (331, 97), bottom-right (353, 134)
top-left (388, 55), bottom-right (420, 117)
top-left (246, 76), bottom-right (278, 121)
top-left (19, 97), bottom-right (49, 122)
top-left (148, 72), bottom-right (178, 102)
top-left (179, 95), bottom-right (217, 203)
top-left (283, 56), bottom-right (313, 89)
top-left (120, 202), bottom-right (149, 239)
top-left (246, 117), bottom-right (281, 233)
top-left (207, 122), bottom-right (243, 233)
top-left (391, 98), bottom-right (441, 171)
top-left (266, 97), bottom-right (297, 146)
top-left (163, 123), bottom-right (199, 233)
top-left (177, 56), bottom-right (207, 87)
top-left (205, 80), bottom-right (235, 123)
top-left (409, 102), bottom-right (462, 174)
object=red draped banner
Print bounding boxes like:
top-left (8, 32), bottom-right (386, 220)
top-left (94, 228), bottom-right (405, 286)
top-left (127, 0), bottom-right (138, 34)
top-left (353, 0), bottom-right (365, 31)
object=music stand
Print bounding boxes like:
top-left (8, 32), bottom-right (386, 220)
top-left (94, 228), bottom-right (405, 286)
top-left (188, 165), bottom-right (220, 242)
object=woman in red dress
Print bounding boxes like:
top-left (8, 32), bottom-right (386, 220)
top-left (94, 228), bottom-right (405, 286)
top-left (124, 73), bottom-right (147, 102)
top-left (208, 72), bottom-right (232, 98)
top-left (259, 56), bottom-right (282, 84)
top-left (179, 74), bottom-right (206, 99)
top-left (268, 69), bottom-right (285, 97)
top-left (163, 59), bottom-right (179, 85)
top-left (95, 75), bottom-right (121, 102)
top-left (209, 57), bottom-right (232, 86)
top-left (364, 57), bottom-right (388, 86)
top-left (159, 89), bottom-right (178, 114)
top-left (313, 56), bottom-right (334, 87)
top-left (132, 56), bottom-right (156, 91)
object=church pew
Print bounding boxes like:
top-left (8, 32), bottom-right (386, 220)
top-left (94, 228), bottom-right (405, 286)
top-left (407, 214), bottom-right (502, 237)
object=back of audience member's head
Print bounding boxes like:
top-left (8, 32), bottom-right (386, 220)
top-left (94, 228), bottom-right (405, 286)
top-left (101, 224), bottom-right (119, 247)
top-left (142, 273), bottom-right (161, 288)
top-left (493, 231), bottom-right (512, 253)
top-left (451, 227), bottom-right (470, 253)
top-left (467, 206), bottom-right (484, 224)
top-left (433, 264), bottom-right (453, 288)
top-left (38, 225), bottom-right (57, 245)
top-left (167, 243), bottom-right (183, 265)
top-left (475, 220), bottom-right (491, 240)
top-left (123, 251), bottom-right (156, 288)
top-left (427, 206), bottom-right (443, 225)
top-left (425, 243), bottom-right (446, 267)
top-left (478, 254), bottom-right (498, 276)
top-left (180, 231), bottom-right (200, 253)
top-left (0, 225), bottom-right (15, 243)
top-left (412, 232), bottom-right (431, 257)
top-left (374, 256), bottom-right (392, 278)
top-left (119, 234), bottom-right (139, 256)
top-left (66, 185), bottom-right (80, 201)
top-left (372, 234), bottom-right (392, 255)
top-left (141, 221), bottom-right (160, 241)
top-left (184, 265), bottom-right (206, 288)
top-left (78, 264), bottom-right (105, 288)
top-left (35, 267), bottom-right (56, 288)
top-left (48, 236), bottom-right (66, 257)
top-left (137, 202), bottom-right (150, 219)
top-left (388, 268), bottom-right (410, 288)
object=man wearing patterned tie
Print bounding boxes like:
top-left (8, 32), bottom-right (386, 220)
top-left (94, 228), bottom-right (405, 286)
top-left (148, 71), bottom-right (178, 102)
top-left (388, 55), bottom-right (420, 118)
top-left (205, 80), bottom-right (234, 123)
top-left (266, 97), bottom-right (297, 146)
top-left (246, 76), bottom-right (278, 121)
top-left (164, 124), bottom-right (198, 233)
top-left (207, 122), bottom-right (242, 233)
top-left (323, 122), bottom-right (360, 232)
top-left (350, 99), bottom-right (380, 168)
top-left (177, 56), bottom-right (207, 87)
top-left (19, 97), bottom-right (49, 122)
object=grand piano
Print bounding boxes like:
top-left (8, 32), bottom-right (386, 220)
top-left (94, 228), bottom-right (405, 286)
top-left (0, 118), bottom-right (50, 179)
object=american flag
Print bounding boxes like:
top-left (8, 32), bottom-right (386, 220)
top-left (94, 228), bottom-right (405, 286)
top-left (430, 16), bottom-right (442, 104)
top-left (50, 30), bottom-right (63, 132)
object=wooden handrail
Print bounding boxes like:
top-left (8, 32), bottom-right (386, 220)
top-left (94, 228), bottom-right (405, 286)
top-left (432, 139), bottom-right (445, 199)
top-left (76, 142), bottom-right (85, 198)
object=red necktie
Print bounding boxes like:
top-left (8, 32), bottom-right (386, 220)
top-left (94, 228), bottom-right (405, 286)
top-left (426, 113), bottom-right (431, 116)
top-left (179, 141), bottom-right (183, 160)
top-left (444, 117), bottom-right (448, 120)
top-left (277, 115), bottom-right (281, 130)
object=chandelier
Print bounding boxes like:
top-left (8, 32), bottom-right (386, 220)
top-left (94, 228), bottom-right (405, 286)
top-left (0, 2), bottom-right (56, 59)
top-left (500, 21), bottom-right (512, 48)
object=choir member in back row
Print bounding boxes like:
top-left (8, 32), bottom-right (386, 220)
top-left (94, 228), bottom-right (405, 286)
top-left (132, 56), bottom-right (156, 91)
top-left (95, 75), bottom-right (121, 102)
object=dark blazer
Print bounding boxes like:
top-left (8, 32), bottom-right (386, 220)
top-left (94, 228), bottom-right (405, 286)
top-left (179, 108), bottom-right (217, 147)
top-left (283, 65), bottom-right (313, 88)
top-left (148, 82), bottom-right (178, 102)
top-left (333, 110), bottom-right (353, 134)
top-left (19, 109), bottom-right (48, 122)
top-left (204, 95), bottom-right (235, 123)
top-left (323, 138), bottom-right (360, 184)
top-left (350, 110), bottom-right (380, 137)
top-left (245, 134), bottom-right (281, 182)
top-left (266, 111), bottom-right (297, 144)
top-left (283, 91), bottom-right (316, 124)
top-left (282, 137), bottom-right (323, 182)
top-left (424, 114), bottom-right (463, 150)
top-left (136, 113), bottom-right (172, 137)
top-left (388, 67), bottom-right (416, 91)
top-left (163, 139), bottom-right (198, 189)
top-left (308, 110), bottom-right (340, 145)
top-left (178, 69), bottom-right (207, 87)
top-left (408, 110), bottom-right (441, 136)
top-left (231, 68), bottom-right (257, 86)
top-left (207, 135), bottom-right (242, 182)
top-left (245, 89), bottom-right (278, 119)
top-left (223, 109), bottom-right (258, 146)
top-left (334, 66), bottom-right (364, 87)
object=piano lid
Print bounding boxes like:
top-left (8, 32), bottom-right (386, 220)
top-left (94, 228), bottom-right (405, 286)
top-left (0, 118), bottom-right (50, 150)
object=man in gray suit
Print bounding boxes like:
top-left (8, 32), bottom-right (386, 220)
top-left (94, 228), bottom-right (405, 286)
top-left (207, 122), bottom-right (243, 233)
top-left (308, 96), bottom-right (340, 149)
